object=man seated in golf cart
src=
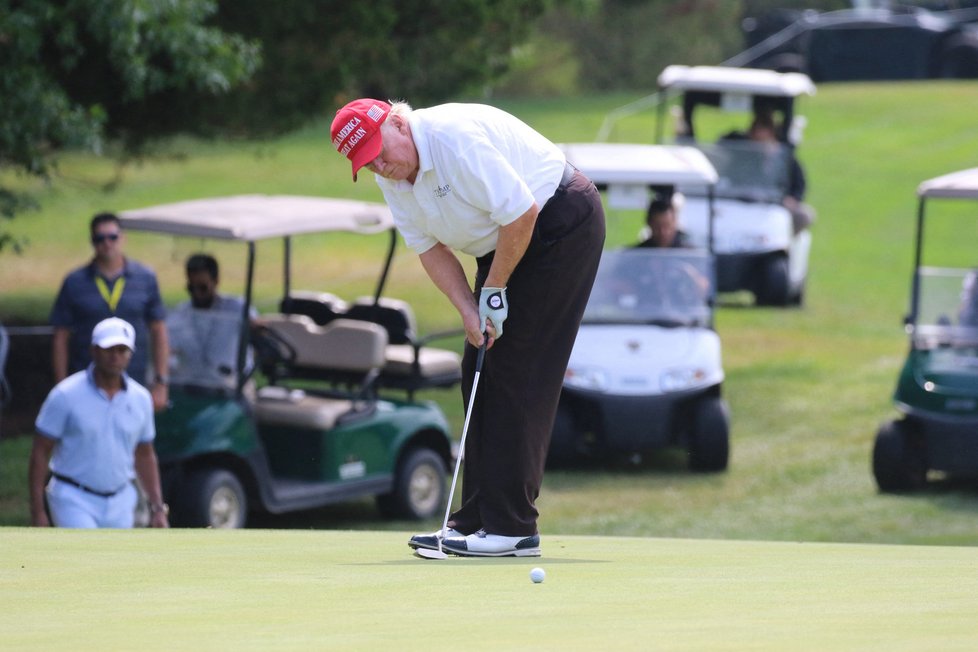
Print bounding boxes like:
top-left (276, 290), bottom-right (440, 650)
top-left (957, 270), bottom-right (978, 328)
top-left (627, 194), bottom-right (708, 305)
top-left (720, 109), bottom-right (814, 235)
top-left (635, 196), bottom-right (693, 249)
top-left (166, 253), bottom-right (258, 391)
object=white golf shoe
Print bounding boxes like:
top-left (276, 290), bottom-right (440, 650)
top-left (442, 529), bottom-right (541, 557)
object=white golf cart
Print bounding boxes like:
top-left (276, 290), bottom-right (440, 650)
top-left (656, 65), bottom-right (817, 306)
top-left (551, 143), bottom-right (730, 471)
top-left (119, 195), bottom-right (462, 527)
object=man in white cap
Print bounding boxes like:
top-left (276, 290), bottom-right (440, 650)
top-left (28, 317), bottom-right (168, 528)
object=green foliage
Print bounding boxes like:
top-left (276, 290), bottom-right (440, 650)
top-left (534, 0), bottom-right (745, 93)
top-left (0, 0), bottom-right (260, 250)
top-left (205, 0), bottom-right (553, 134)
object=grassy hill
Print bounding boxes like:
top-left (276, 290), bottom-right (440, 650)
top-left (2, 82), bottom-right (978, 542)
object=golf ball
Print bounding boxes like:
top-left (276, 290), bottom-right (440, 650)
top-left (530, 567), bottom-right (545, 583)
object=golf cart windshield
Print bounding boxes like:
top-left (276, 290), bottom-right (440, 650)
top-left (583, 248), bottom-right (713, 327)
top-left (688, 141), bottom-right (790, 203)
top-left (912, 267), bottom-right (978, 348)
top-left (167, 308), bottom-right (251, 391)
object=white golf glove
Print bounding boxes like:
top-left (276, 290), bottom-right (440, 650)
top-left (479, 286), bottom-right (508, 338)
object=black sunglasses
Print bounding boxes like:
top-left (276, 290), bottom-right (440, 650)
top-left (91, 233), bottom-right (120, 244)
top-left (187, 283), bottom-right (212, 294)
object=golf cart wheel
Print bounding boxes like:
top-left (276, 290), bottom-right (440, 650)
top-left (754, 255), bottom-right (790, 306)
top-left (688, 396), bottom-right (730, 472)
top-left (173, 468), bottom-right (247, 528)
top-left (377, 447), bottom-right (446, 520)
top-left (938, 36), bottom-right (978, 79)
top-left (872, 420), bottom-right (927, 493)
top-left (546, 404), bottom-right (584, 468)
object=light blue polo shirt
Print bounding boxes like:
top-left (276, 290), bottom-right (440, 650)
top-left (35, 366), bottom-right (155, 494)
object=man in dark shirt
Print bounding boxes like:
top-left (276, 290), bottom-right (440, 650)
top-left (50, 213), bottom-right (169, 410)
top-left (635, 198), bottom-right (692, 249)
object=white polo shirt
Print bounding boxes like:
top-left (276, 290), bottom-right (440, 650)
top-left (35, 367), bottom-right (155, 494)
top-left (377, 103), bottom-right (566, 257)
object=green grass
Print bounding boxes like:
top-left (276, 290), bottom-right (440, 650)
top-left (2, 529), bottom-right (977, 651)
top-left (4, 82), bottom-right (978, 545)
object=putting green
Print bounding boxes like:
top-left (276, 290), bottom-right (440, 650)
top-left (1, 529), bottom-right (975, 651)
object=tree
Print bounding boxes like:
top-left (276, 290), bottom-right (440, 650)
top-left (539, 0), bottom-right (745, 93)
top-left (0, 0), bottom-right (260, 251)
top-left (206, 0), bottom-right (553, 135)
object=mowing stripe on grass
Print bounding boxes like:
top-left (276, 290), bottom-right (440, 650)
top-left (1, 529), bottom-right (975, 651)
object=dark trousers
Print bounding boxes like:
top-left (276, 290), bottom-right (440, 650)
top-left (449, 171), bottom-right (606, 537)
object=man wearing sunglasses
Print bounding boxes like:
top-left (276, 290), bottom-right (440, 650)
top-left (165, 253), bottom-right (257, 389)
top-left (50, 213), bottom-right (169, 410)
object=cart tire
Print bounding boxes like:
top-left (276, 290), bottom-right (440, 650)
top-left (173, 468), bottom-right (247, 528)
top-left (754, 255), bottom-right (790, 306)
top-left (688, 396), bottom-right (730, 472)
top-left (546, 404), bottom-right (584, 468)
top-left (872, 420), bottom-right (927, 493)
top-left (939, 36), bottom-right (978, 79)
top-left (377, 448), bottom-right (446, 520)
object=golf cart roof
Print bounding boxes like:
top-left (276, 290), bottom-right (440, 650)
top-left (658, 65), bottom-right (816, 98)
top-left (118, 194), bottom-right (394, 241)
top-left (917, 168), bottom-right (978, 200)
top-left (560, 143), bottom-right (718, 187)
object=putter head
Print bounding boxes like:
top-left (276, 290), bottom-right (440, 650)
top-left (415, 548), bottom-right (449, 560)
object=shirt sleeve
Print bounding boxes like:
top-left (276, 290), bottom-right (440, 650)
top-left (49, 276), bottom-right (76, 328)
top-left (144, 271), bottom-right (167, 322)
top-left (454, 138), bottom-right (535, 227)
top-left (137, 387), bottom-right (156, 444)
top-left (35, 387), bottom-right (69, 441)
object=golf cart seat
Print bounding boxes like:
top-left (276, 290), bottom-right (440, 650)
top-left (258, 314), bottom-right (388, 374)
top-left (279, 290), bottom-right (349, 327)
top-left (342, 296), bottom-right (463, 397)
top-left (254, 316), bottom-right (389, 430)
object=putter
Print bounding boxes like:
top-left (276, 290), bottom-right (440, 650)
top-left (416, 336), bottom-right (487, 560)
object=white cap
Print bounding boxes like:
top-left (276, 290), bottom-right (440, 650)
top-left (91, 317), bottom-right (136, 351)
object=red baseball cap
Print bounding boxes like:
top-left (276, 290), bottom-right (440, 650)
top-left (331, 99), bottom-right (391, 181)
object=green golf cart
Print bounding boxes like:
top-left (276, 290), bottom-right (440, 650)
top-left (873, 168), bottom-right (978, 492)
top-left (119, 195), bottom-right (461, 527)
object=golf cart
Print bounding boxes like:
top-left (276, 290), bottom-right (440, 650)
top-left (656, 65), bottom-right (816, 306)
top-left (551, 143), bottom-right (730, 471)
top-left (873, 168), bottom-right (978, 492)
top-left (119, 195), bottom-right (462, 527)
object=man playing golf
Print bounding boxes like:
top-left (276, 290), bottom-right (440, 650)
top-left (331, 99), bottom-right (605, 557)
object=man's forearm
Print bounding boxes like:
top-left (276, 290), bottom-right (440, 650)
top-left (51, 328), bottom-right (70, 382)
top-left (150, 321), bottom-right (169, 379)
top-left (134, 445), bottom-right (164, 503)
top-left (27, 435), bottom-right (54, 526)
top-left (484, 205), bottom-right (538, 288)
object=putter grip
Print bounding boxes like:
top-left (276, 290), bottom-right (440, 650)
top-left (475, 338), bottom-right (487, 373)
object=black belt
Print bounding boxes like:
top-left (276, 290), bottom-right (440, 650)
top-left (51, 472), bottom-right (126, 498)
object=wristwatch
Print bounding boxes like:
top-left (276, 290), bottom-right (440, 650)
top-left (154, 374), bottom-right (169, 386)
top-left (150, 502), bottom-right (170, 516)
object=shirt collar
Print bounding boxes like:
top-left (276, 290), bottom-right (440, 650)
top-left (408, 112), bottom-right (433, 180)
top-left (87, 257), bottom-right (132, 279)
top-left (85, 363), bottom-right (129, 393)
